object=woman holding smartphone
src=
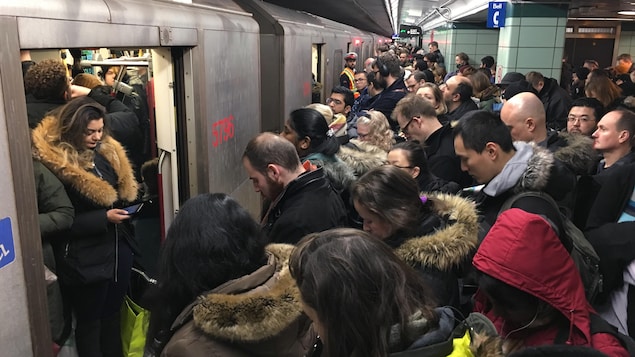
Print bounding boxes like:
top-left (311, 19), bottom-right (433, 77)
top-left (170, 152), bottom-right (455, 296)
top-left (32, 96), bottom-right (138, 357)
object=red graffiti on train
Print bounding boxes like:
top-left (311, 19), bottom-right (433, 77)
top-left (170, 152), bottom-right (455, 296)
top-left (211, 115), bottom-right (235, 148)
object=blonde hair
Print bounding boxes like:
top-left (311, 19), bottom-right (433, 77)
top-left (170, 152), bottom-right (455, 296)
top-left (418, 83), bottom-right (448, 116)
top-left (306, 103), bottom-right (334, 124)
top-left (356, 111), bottom-right (395, 151)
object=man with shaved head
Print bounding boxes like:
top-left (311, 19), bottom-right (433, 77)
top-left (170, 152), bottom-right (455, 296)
top-left (500, 92), bottom-right (550, 144)
top-left (501, 92), bottom-right (596, 176)
top-left (242, 132), bottom-right (347, 244)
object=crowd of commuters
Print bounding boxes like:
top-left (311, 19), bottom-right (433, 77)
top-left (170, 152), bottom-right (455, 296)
top-left (22, 42), bottom-right (635, 357)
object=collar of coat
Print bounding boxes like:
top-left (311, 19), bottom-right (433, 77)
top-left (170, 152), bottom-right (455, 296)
top-left (394, 193), bottom-right (478, 271)
top-left (190, 244), bottom-right (302, 342)
top-left (32, 115), bottom-right (138, 206)
top-left (514, 143), bottom-right (554, 192)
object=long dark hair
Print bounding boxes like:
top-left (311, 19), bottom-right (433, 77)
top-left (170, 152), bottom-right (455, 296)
top-left (288, 108), bottom-right (340, 157)
top-left (57, 96), bottom-right (107, 150)
top-left (390, 141), bottom-right (431, 179)
top-left (352, 165), bottom-right (433, 238)
top-left (145, 193), bottom-right (267, 354)
top-left (289, 228), bottom-right (439, 357)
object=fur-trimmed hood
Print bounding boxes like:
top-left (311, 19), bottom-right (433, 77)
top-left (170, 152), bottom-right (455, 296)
top-left (32, 115), bottom-right (138, 206)
top-left (515, 143), bottom-right (554, 192)
top-left (337, 140), bottom-right (387, 178)
top-left (553, 132), bottom-right (597, 175)
top-left (190, 244), bottom-right (303, 342)
top-left (394, 193), bottom-right (479, 271)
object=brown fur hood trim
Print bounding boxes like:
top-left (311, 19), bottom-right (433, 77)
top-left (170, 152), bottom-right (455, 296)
top-left (337, 140), bottom-right (387, 177)
top-left (553, 132), bottom-right (597, 175)
top-left (32, 116), bottom-right (137, 206)
top-left (470, 333), bottom-right (504, 357)
top-left (394, 193), bottom-right (478, 271)
top-left (192, 244), bottom-right (302, 342)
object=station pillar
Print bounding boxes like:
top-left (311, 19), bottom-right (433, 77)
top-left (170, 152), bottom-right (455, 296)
top-left (495, 3), bottom-right (569, 83)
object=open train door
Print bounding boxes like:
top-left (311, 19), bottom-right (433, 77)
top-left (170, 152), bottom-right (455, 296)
top-left (152, 48), bottom-right (180, 238)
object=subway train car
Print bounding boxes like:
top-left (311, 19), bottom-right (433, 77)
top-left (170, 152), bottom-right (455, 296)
top-left (0, 0), bottom-right (387, 356)
top-left (235, 0), bottom-right (387, 131)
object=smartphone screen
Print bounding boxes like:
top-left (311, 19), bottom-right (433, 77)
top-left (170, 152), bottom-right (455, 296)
top-left (123, 203), bottom-right (144, 215)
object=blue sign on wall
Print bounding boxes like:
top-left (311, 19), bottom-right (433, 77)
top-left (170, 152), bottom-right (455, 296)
top-left (487, 2), bottom-right (507, 29)
top-left (0, 217), bottom-right (15, 269)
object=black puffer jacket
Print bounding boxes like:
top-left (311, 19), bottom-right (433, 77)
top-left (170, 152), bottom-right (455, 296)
top-left (262, 167), bottom-right (348, 245)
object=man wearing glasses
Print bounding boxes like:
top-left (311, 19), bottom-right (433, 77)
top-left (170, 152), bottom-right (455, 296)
top-left (351, 72), bottom-right (369, 118)
top-left (393, 95), bottom-right (472, 187)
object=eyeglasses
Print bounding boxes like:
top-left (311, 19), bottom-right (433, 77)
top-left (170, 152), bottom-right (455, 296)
top-left (401, 116), bottom-right (418, 134)
top-left (326, 97), bottom-right (343, 105)
top-left (567, 116), bottom-right (594, 123)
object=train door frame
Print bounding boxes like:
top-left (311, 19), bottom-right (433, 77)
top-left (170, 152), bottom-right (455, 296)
top-left (152, 47), bottom-right (182, 235)
top-left (0, 18), bottom-right (49, 357)
top-left (312, 43), bottom-right (325, 103)
top-left (333, 49), bottom-right (343, 88)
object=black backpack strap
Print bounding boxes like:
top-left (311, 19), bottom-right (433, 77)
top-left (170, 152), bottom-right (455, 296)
top-left (589, 313), bottom-right (635, 354)
top-left (499, 191), bottom-right (571, 252)
top-left (628, 285), bottom-right (635, 338)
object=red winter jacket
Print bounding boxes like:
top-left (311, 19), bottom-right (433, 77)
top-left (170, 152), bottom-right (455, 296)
top-left (473, 208), bottom-right (628, 357)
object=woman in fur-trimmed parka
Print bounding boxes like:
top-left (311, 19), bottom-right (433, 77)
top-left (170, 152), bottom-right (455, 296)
top-left (32, 97), bottom-right (138, 357)
top-left (145, 193), bottom-right (314, 357)
top-left (352, 165), bottom-right (479, 308)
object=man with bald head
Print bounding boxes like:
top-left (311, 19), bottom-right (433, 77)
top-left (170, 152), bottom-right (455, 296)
top-left (501, 92), bottom-right (596, 176)
top-left (442, 75), bottom-right (478, 122)
top-left (500, 92), bottom-right (550, 144)
top-left (242, 132), bottom-right (347, 244)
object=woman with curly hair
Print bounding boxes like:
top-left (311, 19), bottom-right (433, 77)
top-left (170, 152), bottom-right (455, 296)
top-left (355, 110), bottom-right (395, 151)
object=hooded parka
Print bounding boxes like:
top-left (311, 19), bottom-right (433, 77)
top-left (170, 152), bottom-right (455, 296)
top-left (473, 209), bottom-right (629, 356)
top-left (162, 244), bottom-right (314, 357)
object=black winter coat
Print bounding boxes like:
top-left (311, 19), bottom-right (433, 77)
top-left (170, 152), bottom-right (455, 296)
top-left (32, 116), bottom-right (139, 285)
top-left (577, 164), bottom-right (635, 302)
top-left (262, 167), bottom-right (348, 245)
top-left (424, 124), bottom-right (473, 188)
top-left (539, 77), bottom-right (572, 131)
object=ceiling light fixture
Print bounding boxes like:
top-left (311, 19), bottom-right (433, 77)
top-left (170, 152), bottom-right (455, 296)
top-left (618, 10), bottom-right (635, 15)
top-left (407, 9), bottom-right (422, 17)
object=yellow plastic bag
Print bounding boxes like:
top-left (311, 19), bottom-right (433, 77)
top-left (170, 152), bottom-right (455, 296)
top-left (121, 295), bottom-right (149, 357)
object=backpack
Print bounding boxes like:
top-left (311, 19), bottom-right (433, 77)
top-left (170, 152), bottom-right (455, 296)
top-left (500, 191), bottom-right (603, 303)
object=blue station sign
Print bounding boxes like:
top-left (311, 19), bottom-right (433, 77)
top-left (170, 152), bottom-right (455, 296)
top-left (0, 217), bottom-right (15, 270)
top-left (487, 2), bottom-right (507, 29)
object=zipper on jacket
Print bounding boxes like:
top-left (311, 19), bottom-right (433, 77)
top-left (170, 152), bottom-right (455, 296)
top-left (114, 223), bottom-right (119, 283)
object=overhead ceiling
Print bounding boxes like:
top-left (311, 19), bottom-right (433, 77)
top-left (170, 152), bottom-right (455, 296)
top-left (398, 0), bottom-right (635, 29)
top-left (261, 0), bottom-right (635, 37)
top-left (261, 0), bottom-right (395, 37)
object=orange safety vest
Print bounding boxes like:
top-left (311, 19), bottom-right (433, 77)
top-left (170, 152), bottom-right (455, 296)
top-left (340, 67), bottom-right (359, 98)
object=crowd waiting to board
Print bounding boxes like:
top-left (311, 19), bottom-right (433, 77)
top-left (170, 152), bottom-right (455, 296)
top-left (21, 42), bottom-right (635, 357)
